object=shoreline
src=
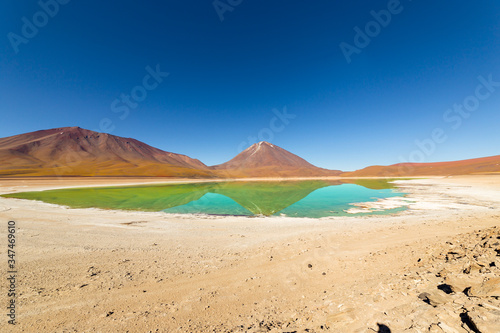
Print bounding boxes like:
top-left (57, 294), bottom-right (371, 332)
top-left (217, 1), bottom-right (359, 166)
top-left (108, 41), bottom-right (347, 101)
top-left (0, 175), bottom-right (439, 194)
top-left (1, 176), bottom-right (413, 218)
top-left (0, 175), bottom-right (499, 331)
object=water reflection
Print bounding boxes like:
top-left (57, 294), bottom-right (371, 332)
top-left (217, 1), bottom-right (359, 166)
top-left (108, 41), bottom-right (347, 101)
top-left (2, 179), bottom-right (404, 217)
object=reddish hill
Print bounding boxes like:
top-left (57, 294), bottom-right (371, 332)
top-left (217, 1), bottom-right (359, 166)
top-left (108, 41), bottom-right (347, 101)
top-left (343, 155), bottom-right (500, 177)
top-left (0, 127), bottom-right (213, 177)
top-left (211, 141), bottom-right (342, 177)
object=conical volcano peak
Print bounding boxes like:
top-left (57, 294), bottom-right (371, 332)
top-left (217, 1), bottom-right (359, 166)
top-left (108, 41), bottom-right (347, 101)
top-left (248, 141), bottom-right (274, 148)
top-left (212, 141), bottom-right (342, 177)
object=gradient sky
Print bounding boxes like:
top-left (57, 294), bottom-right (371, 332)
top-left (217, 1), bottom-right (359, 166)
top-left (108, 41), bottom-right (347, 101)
top-left (1, 1), bottom-right (500, 170)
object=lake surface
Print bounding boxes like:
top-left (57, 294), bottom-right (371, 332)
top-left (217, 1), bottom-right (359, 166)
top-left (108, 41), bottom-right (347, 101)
top-left (2, 179), bottom-right (407, 218)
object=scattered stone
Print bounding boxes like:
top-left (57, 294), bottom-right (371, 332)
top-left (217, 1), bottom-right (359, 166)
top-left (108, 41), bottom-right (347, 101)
top-left (437, 268), bottom-right (450, 277)
top-left (468, 277), bottom-right (500, 297)
top-left (437, 283), bottom-right (453, 294)
top-left (480, 302), bottom-right (500, 312)
top-left (88, 266), bottom-right (100, 277)
top-left (444, 276), bottom-right (472, 293)
top-left (437, 321), bottom-right (461, 333)
top-left (459, 310), bottom-right (481, 333)
top-left (464, 262), bottom-right (482, 275)
top-left (467, 306), bottom-right (500, 332)
top-left (418, 291), bottom-right (452, 307)
top-left (326, 308), bottom-right (356, 325)
top-left (428, 323), bottom-right (442, 333)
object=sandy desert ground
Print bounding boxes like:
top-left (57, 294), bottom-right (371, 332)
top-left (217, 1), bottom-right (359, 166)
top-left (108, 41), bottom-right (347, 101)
top-left (0, 176), bottom-right (499, 332)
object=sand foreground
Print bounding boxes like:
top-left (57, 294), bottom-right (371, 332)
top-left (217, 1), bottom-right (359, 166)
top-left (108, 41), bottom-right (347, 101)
top-left (0, 176), bottom-right (499, 332)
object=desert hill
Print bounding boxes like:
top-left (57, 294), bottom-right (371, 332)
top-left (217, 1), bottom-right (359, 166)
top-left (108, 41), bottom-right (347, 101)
top-left (0, 127), bottom-right (212, 177)
top-left (343, 155), bottom-right (500, 177)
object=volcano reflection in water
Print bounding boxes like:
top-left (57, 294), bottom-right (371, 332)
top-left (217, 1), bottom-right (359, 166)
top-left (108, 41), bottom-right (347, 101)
top-left (2, 179), bottom-right (406, 218)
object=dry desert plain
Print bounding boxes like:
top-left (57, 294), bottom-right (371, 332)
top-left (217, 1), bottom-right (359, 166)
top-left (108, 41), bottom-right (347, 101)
top-left (1, 175), bottom-right (500, 332)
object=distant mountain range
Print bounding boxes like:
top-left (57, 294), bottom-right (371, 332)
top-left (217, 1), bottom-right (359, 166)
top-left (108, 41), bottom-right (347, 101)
top-left (0, 127), bottom-right (499, 177)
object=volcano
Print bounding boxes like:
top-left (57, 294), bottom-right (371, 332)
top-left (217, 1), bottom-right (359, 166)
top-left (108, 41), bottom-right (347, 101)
top-left (0, 127), bottom-right (212, 177)
top-left (211, 141), bottom-right (342, 177)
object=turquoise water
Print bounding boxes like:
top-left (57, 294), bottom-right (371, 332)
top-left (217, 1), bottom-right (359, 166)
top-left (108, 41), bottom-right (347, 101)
top-left (3, 179), bottom-right (407, 218)
top-left (275, 184), bottom-right (405, 218)
top-left (163, 183), bottom-right (406, 218)
top-left (165, 192), bottom-right (254, 216)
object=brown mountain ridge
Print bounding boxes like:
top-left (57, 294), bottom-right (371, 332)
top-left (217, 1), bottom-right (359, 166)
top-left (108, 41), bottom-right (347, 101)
top-left (0, 126), bottom-right (499, 177)
top-left (0, 127), bottom-right (211, 177)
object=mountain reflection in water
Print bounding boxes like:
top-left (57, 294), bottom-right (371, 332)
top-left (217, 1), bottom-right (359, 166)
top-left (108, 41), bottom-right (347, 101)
top-left (2, 179), bottom-right (404, 218)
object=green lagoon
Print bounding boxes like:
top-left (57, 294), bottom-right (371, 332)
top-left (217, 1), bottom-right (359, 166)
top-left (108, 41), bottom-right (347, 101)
top-left (2, 179), bottom-right (407, 218)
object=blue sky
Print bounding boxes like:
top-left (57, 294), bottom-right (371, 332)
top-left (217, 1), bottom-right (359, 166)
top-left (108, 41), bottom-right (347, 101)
top-left (1, 1), bottom-right (499, 170)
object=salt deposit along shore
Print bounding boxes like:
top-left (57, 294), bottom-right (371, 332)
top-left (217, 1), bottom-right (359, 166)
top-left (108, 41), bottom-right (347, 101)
top-left (0, 175), bottom-right (499, 332)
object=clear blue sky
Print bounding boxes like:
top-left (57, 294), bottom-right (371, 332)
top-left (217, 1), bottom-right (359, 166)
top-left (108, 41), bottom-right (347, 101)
top-left (1, 1), bottom-right (499, 170)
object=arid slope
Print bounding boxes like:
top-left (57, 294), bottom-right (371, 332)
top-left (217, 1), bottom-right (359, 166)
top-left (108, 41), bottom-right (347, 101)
top-left (0, 127), bottom-right (212, 177)
top-left (343, 155), bottom-right (500, 177)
